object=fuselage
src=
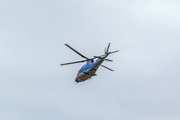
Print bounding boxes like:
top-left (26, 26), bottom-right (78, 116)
top-left (75, 54), bottom-right (108, 83)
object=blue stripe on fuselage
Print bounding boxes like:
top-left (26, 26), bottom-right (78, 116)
top-left (75, 58), bottom-right (104, 79)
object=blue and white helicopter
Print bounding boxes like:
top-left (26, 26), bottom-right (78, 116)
top-left (60, 43), bottom-right (119, 83)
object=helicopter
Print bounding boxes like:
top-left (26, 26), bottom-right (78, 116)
top-left (60, 43), bottom-right (119, 83)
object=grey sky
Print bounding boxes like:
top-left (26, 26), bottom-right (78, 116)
top-left (0, 0), bottom-right (180, 120)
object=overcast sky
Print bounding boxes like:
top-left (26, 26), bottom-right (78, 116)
top-left (0, 0), bottom-right (180, 120)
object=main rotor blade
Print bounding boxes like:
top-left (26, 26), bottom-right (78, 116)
top-left (64, 44), bottom-right (88, 59)
top-left (101, 65), bottom-right (114, 71)
top-left (60, 60), bottom-right (87, 66)
top-left (94, 56), bottom-right (103, 59)
top-left (105, 59), bottom-right (113, 62)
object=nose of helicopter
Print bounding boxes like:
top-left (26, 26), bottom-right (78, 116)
top-left (75, 78), bottom-right (79, 83)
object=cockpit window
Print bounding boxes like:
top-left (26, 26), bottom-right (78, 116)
top-left (83, 63), bottom-right (87, 67)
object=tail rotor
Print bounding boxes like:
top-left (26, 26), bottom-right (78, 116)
top-left (105, 42), bottom-right (111, 54)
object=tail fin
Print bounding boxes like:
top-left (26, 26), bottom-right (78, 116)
top-left (105, 42), bottom-right (111, 54)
